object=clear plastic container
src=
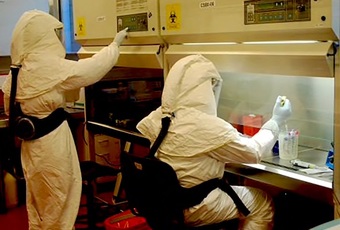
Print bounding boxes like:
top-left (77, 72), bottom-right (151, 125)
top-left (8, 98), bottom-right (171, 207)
top-left (278, 129), bottom-right (299, 160)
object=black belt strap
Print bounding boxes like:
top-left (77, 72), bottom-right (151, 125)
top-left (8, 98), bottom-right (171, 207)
top-left (181, 178), bottom-right (221, 208)
top-left (181, 178), bottom-right (250, 217)
top-left (15, 107), bottom-right (69, 140)
top-left (218, 179), bottom-right (251, 216)
top-left (31, 108), bottom-right (69, 139)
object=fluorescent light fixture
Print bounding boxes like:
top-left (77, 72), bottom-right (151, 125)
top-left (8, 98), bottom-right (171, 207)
top-left (178, 41), bottom-right (322, 45)
top-left (242, 40), bottom-right (320, 44)
top-left (181, 42), bottom-right (238, 46)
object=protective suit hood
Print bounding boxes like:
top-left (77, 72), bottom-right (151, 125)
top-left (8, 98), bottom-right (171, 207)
top-left (11, 10), bottom-right (65, 65)
top-left (137, 55), bottom-right (238, 156)
top-left (162, 54), bottom-right (222, 116)
top-left (2, 10), bottom-right (67, 99)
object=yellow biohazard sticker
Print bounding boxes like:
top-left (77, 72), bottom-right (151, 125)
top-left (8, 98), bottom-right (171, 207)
top-left (76, 17), bottom-right (86, 36)
top-left (166, 4), bottom-right (181, 31)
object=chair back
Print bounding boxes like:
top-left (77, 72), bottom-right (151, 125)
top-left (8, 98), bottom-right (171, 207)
top-left (121, 152), bottom-right (185, 230)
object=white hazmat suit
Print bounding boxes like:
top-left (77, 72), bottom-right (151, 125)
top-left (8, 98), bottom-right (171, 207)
top-left (137, 54), bottom-right (292, 229)
top-left (2, 10), bottom-right (128, 229)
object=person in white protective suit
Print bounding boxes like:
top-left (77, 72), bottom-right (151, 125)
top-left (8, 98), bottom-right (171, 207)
top-left (136, 54), bottom-right (292, 230)
top-left (1, 10), bottom-right (128, 229)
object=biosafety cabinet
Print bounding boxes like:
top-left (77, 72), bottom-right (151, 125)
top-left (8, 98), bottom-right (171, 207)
top-left (158, 0), bottom-right (340, 223)
top-left (72, 0), bottom-right (165, 157)
top-left (160, 0), bottom-right (339, 42)
top-left (160, 0), bottom-right (339, 77)
top-left (72, 0), bottom-right (340, 226)
top-left (72, 0), bottom-right (164, 69)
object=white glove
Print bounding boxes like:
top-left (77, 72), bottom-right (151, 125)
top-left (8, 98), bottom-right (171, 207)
top-left (271, 95), bottom-right (292, 127)
top-left (114, 27), bottom-right (128, 46)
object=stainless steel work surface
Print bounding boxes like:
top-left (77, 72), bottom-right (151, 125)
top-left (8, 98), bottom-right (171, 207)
top-left (225, 147), bottom-right (333, 204)
top-left (260, 147), bottom-right (332, 188)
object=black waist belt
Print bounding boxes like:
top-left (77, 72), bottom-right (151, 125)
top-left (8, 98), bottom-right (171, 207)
top-left (217, 179), bottom-right (251, 216)
top-left (181, 177), bottom-right (250, 217)
top-left (14, 108), bottom-right (70, 140)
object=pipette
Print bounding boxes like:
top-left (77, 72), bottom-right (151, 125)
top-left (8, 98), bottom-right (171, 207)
top-left (280, 96), bottom-right (289, 132)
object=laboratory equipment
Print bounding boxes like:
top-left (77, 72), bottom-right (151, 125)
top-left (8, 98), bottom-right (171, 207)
top-left (279, 129), bottom-right (299, 160)
top-left (71, 0), bottom-right (340, 225)
top-left (85, 68), bottom-right (164, 134)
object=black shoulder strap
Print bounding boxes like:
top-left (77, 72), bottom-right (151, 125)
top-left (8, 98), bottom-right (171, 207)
top-left (8, 65), bottom-right (21, 132)
top-left (6, 65), bottom-right (24, 179)
top-left (218, 178), bottom-right (250, 216)
top-left (148, 116), bottom-right (171, 158)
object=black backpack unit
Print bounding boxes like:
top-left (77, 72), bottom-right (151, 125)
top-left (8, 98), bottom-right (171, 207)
top-left (6, 65), bottom-right (69, 178)
top-left (8, 65), bottom-right (69, 141)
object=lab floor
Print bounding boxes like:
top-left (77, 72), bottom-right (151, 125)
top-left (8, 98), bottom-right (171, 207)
top-left (0, 193), bottom-right (113, 230)
top-left (0, 176), bottom-right (123, 230)
top-left (0, 204), bottom-right (28, 230)
top-left (0, 179), bottom-right (334, 230)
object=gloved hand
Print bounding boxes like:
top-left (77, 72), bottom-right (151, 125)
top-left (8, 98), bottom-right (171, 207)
top-left (271, 95), bottom-right (292, 127)
top-left (114, 27), bottom-right (128, 46)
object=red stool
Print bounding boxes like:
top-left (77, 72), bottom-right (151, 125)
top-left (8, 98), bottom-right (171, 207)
top-left (104, 210), bottom-right (152, 230)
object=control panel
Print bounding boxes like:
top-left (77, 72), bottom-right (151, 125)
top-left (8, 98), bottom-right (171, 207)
top-left (72, 0), bottom-right (162, 46)
top-left (117, 13), bottom-right (149, 32)
top-left (245, 0), bottom-right (311, 25)
top-left (114, 0), bottom-right (161, 42)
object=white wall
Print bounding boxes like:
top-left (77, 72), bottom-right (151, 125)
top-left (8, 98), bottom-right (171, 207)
top-left (0, 0), bottom-right (49, 55)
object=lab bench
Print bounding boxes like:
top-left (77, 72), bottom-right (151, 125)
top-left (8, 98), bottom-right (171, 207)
top-left (224, 147), bottom-right (335, 229)
top-left (225, 147), bottom-right (333, 205)
top-left (225, 147), bottom-right (333, 202)
top-left (86, 121), bottom-right (151, 162)
top-left (88, 121), bottom-right (333, 203)
top-left (87, 121), bottom-right (335, 228)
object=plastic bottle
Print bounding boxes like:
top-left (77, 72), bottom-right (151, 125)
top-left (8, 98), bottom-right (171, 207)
top-left (4, 171), bottom-right (18, 208)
